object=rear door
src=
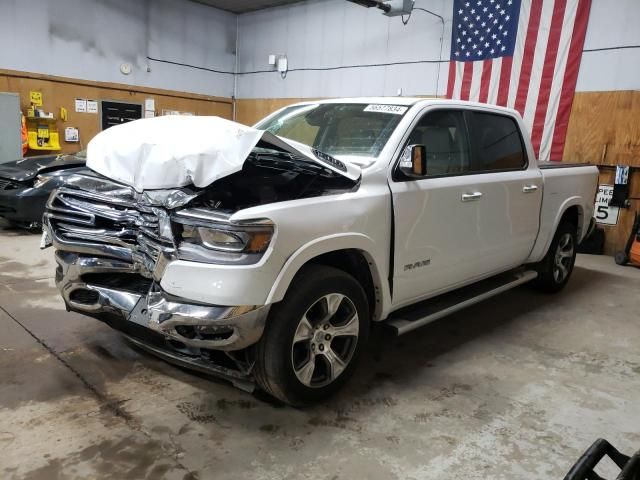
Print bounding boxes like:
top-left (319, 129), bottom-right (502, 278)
top-left (466, 110), bottom-right (542, 271)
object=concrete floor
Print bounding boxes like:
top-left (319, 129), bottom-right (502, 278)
top-left (1, 226), bottom-right (639, 480)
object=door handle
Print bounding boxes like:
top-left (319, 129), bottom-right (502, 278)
top-left (523, 185), bottom-right (538, 193)
top-left (461, 192), bottom-right (483, 202)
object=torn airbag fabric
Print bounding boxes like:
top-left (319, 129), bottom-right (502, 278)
top-left (87, 116), bottom-right (264, 192)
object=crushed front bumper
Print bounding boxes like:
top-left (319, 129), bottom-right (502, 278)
top-left (55, 251), bottom-right (269, 352)
top-left (43, 175), bottom-right (272, 387)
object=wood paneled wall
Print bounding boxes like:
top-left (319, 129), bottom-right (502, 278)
top-left (237, 92), bottom-right (640, 255)
top-left (2, 70), bottom-right (636, 255)
top-left (564, 91), bottom-right (640, 255)
top-left (0, 69), bottom-right (233, 155)
top-left (564, 91), bottom-right (640, 166)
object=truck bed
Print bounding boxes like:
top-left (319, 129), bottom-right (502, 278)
top-left (538, 161), bottom-right (592, 169)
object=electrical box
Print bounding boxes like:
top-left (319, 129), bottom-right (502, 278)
top-left (277, 56), bottom-right (288, 73)
top-left (382, 0), bottom-right (414, 16)
top-left (0, 93), bottom-right (21, 163)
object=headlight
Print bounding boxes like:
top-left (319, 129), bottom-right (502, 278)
top-left (172, 211), bottom-right (274, 265)
top-left (181, 225), bottom-right (272, 253)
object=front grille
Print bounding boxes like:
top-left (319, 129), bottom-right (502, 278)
top-left (45, 178), bottom-right (175, 277)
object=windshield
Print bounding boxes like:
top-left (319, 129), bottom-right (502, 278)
top-left (255, 103), bottom-right (408, 162)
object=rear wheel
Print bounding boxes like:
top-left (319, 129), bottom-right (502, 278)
top-left (531, 221), bottom-right (577, 292)
top-left (254, 265), bottom-right (369, 406)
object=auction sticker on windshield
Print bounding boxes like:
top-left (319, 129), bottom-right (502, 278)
top-left (363, 104), bottom-right (408, 115)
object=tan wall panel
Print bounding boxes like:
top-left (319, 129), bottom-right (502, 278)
top-left (564, 90), bottom-right (640, 166)
top-left (4, 79), bottom-right (635, 255)
top-left (1, 69), bottom-right (232, 155)
top-left (563, 91), bottom-right (640, 255)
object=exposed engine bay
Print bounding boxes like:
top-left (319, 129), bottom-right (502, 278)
top-left (196, 145), bottom-right (359, 213)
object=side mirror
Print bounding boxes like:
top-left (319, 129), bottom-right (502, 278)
top-left (399, 144), bottom-right (427, 178)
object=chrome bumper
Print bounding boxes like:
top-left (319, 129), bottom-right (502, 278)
top-left (55, 251), bottom-right (269, 351)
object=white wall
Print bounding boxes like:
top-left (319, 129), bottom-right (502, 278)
top-left (576, 0), bottom-right (640, 92)
top-left (237, 0), bottom-right (453, 99)
top-left (1, 0), bottom-right (637, 100)
top-left (236, 0), bottom-right (640, 99)
top-left (0, 0), bottom-right (236, 97)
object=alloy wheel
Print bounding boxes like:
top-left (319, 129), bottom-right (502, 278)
top-left (290, 293), bottom-right (359, 388)
top-left (553, 233), bottom-right (574, 283)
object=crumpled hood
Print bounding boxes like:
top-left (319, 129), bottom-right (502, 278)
top-left (0, 153), bottom-right (85, 182)
top-left (87, 116), bottom-right (361, 192)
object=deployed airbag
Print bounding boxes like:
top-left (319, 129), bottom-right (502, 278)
top-left (87, 116), bottom-right (360, 192)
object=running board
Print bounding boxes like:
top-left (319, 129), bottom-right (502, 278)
top-left (386, 270), bottom-right (538, 336)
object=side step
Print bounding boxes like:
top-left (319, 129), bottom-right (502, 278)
top-left (386, 270), bottom-right (538, 336)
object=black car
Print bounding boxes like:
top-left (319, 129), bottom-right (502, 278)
top-left (0, 151), bottom-right (87, 229)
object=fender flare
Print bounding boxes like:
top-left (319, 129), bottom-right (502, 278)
top-left (531, 196), bottom-right (585, 262)
top-left (265, 233), bottom-right (391, 319)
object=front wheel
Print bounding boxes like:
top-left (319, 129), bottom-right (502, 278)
top-left (531, 221), bottom-right (577, 292)
top-left (254, 265), bottom-right (370, 406)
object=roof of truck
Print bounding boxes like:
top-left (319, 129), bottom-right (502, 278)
top-left (291, 97), bottom-right (520, 116)
top-left (307, 97), bottom-right (423, 106)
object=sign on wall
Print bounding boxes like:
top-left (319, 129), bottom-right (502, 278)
top-left (29, 91), bottom-right (43, 106)
top-left (595, 184), bottom-right (619, 226)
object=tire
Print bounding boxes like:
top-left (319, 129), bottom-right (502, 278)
top-left (615, 252), bottom-right (629, 266)
top-left (531, 221), bottom-right (578, 293)
top-left (254, 265), bottom-right (370, 406)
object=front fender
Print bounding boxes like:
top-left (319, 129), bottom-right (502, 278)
top-left (265, 233), bottom-right (391, 320)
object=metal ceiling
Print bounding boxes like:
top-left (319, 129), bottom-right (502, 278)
top-left (191, 0), bottom-right (305, 14)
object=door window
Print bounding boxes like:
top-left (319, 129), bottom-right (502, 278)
top-left (399, 110), bottom-right (471, 178)
top-left (470, 112), bottom-right (527, 171)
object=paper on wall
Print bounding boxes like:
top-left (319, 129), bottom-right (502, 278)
top-left (75, 99), bottom-right (87, 113)
top-left (64, 127), bottom-right (79, 142)
top-left (86, 100), bottom-right (98, 114)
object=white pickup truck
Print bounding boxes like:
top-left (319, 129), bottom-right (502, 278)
top-left (43, 98), bottom-right (598, 405)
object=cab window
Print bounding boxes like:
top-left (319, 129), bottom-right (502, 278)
top-left (470, 112), bottom-right (527, 171)
top-left (402, 110), bottom-right (471, 177)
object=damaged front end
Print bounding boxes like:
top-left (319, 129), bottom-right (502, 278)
top-left (43, 171), bottom-right (271, 388)
top-left (43, 146), bottom-right (359, 388)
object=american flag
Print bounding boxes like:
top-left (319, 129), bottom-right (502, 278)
top-left (446, 0), bottom-right (592, 161)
